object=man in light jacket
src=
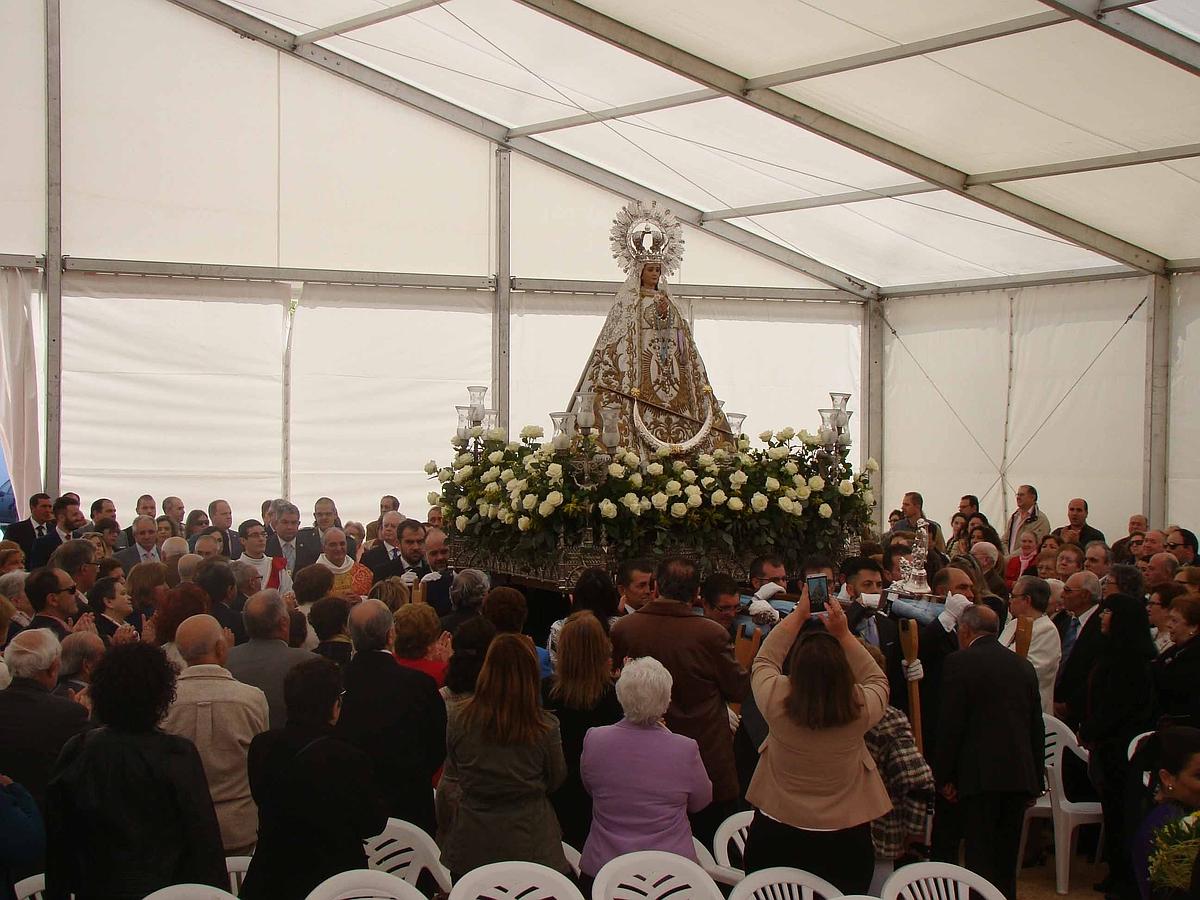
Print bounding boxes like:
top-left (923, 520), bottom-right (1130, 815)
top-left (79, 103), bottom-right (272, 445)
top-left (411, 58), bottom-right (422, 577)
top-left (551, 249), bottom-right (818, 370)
top-left (163, 614), bottom-right (269, 854)
top-left (997, 575), bottom-right (1061, 715)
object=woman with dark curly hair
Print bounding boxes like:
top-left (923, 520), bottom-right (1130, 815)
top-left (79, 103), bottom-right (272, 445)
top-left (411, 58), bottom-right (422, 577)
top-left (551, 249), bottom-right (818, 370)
top-left (43, 642), bottom-right (226, 900)
top-left (545, 568), bottom-right (620, 668)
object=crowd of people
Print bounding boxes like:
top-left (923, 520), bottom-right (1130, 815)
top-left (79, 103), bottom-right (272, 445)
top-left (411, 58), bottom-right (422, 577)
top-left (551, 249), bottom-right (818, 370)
top-left (0, 486), bottom-right (1198, 900)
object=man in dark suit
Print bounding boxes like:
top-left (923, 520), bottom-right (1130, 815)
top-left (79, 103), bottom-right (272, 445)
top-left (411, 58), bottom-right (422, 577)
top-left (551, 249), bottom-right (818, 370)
top-left (1050, 498), bottom-right (1105, 550)
top-left (264, 501), bottom-right (301, 573)
top-left (203, 499), bottom-right (241, 560)
top-left (374, 519), bottom-right (431, 583)
top-left (0, 628), bottom-right (93, 812)
top-left (114, 515), bottom-right (162, 572)
top-left (25, 567), bottom-right (87, 641)
top-left (194, 559), bottom-right (247, 645)
top-left (1052, 570), bottom-right (1104, 729)
top-left (225, 589), bottom-right (315, 727)
top-left (28, 496), bottom-right (86, 570)
top-left (4, 492), bottom-right (55, 565)
top-left (119, 494), bottom-right (157, 548)
top-left (360, 511), bottom-right (406, 581)
top-left (291, 498), bottom-right (357, 572)
top-left (843, 557), bottom-right (909, 711)
top-left (337, 599), bottom-right (446, 835)
top-left (937, 604), bottom-right (1044, 900)
top-left (420, 527), bottom-right (453, 615)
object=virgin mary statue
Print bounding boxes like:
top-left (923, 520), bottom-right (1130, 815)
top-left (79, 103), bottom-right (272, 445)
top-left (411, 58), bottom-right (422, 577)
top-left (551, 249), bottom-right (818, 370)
top-left (569, 200), bottom-right (734, 457)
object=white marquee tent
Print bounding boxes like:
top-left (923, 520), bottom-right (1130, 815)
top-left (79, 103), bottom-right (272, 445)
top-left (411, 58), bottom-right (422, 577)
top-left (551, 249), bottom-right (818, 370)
top-left (1, 0), bottom-right (1197, 539)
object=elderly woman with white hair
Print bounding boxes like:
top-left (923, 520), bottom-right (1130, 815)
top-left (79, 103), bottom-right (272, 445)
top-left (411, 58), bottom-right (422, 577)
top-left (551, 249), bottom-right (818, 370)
top-left (579, 656), bottom-right (712, 881)
top-left (440, 569), bottom-right (490, 636)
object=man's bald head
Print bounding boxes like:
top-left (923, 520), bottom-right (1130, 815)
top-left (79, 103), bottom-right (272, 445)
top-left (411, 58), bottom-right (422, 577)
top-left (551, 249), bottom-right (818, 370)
top-left (176, 614), bottom-right (226, 665)
top-left (349, 598), bottom-right (393, 652)
top-left (243, 589), bottom-right (288, 641)
top-left (958, 604), bottom-right (998, 648)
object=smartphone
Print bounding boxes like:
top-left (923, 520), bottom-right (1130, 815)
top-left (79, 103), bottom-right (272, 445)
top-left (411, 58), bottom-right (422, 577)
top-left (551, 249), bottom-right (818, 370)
top-left (805, 574), bottom-right (829, 608)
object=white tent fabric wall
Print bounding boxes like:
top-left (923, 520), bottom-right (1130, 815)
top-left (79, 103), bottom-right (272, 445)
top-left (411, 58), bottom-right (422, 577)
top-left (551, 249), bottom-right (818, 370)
top-left (1169, 273), bottom-right (1200, 525)
top-left (883, 278), bottom-right (1149, 540)
top-left (288, 284), bottom-right (492, 525)
top-left (0, 0), bottom-right (45, 255)
top-left (0, 270), bottom-right (45, 506)
top-left (59, 273), bottom-right (290, 521)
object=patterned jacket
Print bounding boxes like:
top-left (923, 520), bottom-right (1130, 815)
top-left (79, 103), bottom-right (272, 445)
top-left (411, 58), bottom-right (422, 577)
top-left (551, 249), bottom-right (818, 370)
top-left (863, 706), bottom-right (935, 859)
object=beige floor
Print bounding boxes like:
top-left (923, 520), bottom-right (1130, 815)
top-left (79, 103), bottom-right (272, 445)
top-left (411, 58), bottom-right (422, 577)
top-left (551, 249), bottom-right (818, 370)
top-left (1017, 854), bottom-right (1105, 899)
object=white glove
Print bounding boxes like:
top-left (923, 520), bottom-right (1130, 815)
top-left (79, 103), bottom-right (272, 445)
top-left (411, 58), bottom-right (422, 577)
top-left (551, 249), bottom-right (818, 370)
top-left (859, 592), bottom-right (881, 610)
top-left (937, 593), bottom-right (972, 632)
top-left (747, 599), bottom-right (780, 626)
top-left (902, 659), bottom-right (924, 682)
top-left (727, 705), bottom-right (742, 733)
top-left (399, 570), bottom-right (419, 586)
top-left (420, 571), bottom-right (442, 583)
top-left (753, 582), bottom-right (787, 603)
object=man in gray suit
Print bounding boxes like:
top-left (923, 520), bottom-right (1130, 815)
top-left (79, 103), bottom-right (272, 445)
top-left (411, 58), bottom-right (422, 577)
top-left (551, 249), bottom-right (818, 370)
top-left (114, 516), bottom-right (161, 572)
top-left (225, 590), bottom-right (315, 728)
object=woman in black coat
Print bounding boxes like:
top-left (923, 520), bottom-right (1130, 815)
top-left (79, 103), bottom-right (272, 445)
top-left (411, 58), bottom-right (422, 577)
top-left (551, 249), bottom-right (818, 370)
top-left (1080, 593), bottom-right (1157, 900)
top-left (241, 657), bottom-right (388, 900)
top-left (45, 642), bottom-right (226, 900)
top-left (1152, 595), bottom-right (1200, 728)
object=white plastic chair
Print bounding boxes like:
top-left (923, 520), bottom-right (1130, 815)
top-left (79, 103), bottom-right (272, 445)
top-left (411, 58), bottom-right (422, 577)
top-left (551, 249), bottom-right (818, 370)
top-left (692, 836), bottom-right (743, 886)
top-left (447, 860), bottom-right (584, 899)
top-left (226, 854), bottom-right (252, 895)
top-left (1041, 713), bottom-right (1105, 894)
top-left (592, 850), bottom-right (723, 900)
top-left (363, 817), bottom-right (453, 893)
top-left (1128, 729), bottom-right (1154, 787)
top-left (305, 868), bottom-right (427, 900)
top-left (143, 886), bottom-right (239, 899)
top-left (881, 861), bottom-right (1005, 900)
top-left (562, 841), bottom-right (582, 878)
top-left (728, 866), bottom-right (843, 900)
top-left (712, 809), bottom-right (754, 877)
top-left (13, 874), bottom-right (44, 900)
top-left (1015, 715), bottom-right (1057, 881)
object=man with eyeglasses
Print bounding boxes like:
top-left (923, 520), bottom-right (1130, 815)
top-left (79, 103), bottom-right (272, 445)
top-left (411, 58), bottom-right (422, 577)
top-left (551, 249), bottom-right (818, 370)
top-left (998, 576), bottom-right (1061, 714)
top-left (25, 568), bottom-right (94, 641)
top-left (1166, 528), bottom-right (1198, 567)
top-left (1052, 571), bottom-right (1102, 728)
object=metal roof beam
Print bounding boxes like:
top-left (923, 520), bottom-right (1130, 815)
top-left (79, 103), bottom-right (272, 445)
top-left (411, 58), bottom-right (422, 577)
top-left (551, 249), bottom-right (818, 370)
top-left (506, 89), bottom-right (714, 138)
top-left (1037, 1), bottom-right (1200, 76)
top-left (702, 183), bottom-right (936, 221)
top-left (513, 0), bottom-right (1167, 274)
top-left (167, 0), bottom-right (877, 298)
top-left (292, 0), bottom-right (445, 47)
top-left (882, 265), bottom-right (1138, 297)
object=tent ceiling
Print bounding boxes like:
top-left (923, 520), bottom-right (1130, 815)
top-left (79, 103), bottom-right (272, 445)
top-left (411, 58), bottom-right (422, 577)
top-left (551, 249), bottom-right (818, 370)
top-left (186, 0), bottom-right (1200, 288)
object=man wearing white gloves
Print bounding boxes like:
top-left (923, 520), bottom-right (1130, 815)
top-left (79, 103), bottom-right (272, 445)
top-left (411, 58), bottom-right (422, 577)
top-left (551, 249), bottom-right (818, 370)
top-left (843, 557), bottom-right (915, 711)
top-left (375, 519), bottom-right (431, 585)
top-left (418, 528), bottom-right (453, 616)
top-left (744, 554), bottom-right (789, 626)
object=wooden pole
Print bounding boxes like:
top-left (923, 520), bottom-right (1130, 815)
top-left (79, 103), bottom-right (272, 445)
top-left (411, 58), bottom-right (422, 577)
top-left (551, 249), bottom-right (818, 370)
top-left (1015, 616), bottom-right (1034, 658)
top-left (899, 618), bottom-right (924, 755)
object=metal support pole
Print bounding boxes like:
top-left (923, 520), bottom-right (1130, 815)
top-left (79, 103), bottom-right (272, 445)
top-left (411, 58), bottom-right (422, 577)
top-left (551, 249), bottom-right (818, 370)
top-left (862, 298), bottom-right (884, 531)
top-left (494, 148), bottom-right (512, 435)
top-left (44, 0), bottom-right (62, 496)
top-left (1143, 274), bottom-right (1170, 526)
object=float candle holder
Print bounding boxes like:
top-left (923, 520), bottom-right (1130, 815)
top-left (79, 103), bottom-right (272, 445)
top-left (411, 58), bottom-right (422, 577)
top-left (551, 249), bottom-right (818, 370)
top-left (725, 412), bottom-right (746, 436)
top-left (574, 391), bottom-right (596, 431)
top-left (466, 385), bottom-right (488, 425)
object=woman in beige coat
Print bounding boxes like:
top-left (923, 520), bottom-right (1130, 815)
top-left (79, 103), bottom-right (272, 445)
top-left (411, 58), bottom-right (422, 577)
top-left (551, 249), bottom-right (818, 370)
top-left (745, 591), bottom-right (892, 894)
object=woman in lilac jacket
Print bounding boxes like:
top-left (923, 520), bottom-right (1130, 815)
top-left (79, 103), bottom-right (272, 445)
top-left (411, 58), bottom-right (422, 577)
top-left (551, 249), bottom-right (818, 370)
top-left (579, 656), bottom-right (712, 879)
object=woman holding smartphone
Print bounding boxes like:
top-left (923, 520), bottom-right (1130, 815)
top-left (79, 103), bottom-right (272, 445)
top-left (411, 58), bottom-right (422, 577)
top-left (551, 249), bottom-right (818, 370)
top-left (743, 588), bottom-right (891, 894)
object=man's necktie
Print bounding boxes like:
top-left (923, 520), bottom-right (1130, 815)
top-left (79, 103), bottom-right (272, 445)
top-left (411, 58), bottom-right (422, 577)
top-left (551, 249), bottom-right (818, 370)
top-left (392, 547), bottom-right (401, 560)
top-left (36, 524), bottom-right (45, 538)
top-left (1062, 615), bottom-right (1081, 660)
top-left (283, 544), bottom-right (295, 570)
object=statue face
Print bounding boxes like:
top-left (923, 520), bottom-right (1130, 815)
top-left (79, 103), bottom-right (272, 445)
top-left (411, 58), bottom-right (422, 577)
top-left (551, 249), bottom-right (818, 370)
top-left (641, 262), bottom-right (661, 288)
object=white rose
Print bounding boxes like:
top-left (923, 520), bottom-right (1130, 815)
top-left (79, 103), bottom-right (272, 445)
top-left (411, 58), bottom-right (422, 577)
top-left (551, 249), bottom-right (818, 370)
top-left (500, 468), bottom-right (515, 483)
top-left (727, 496), bottom-right (745, 512)
top-left (484, 482), bottom-right (500, 496)
top-left (456, 497), bottom-right (470, 511)
top-left (710, 489), bottom-right (728, 506)
top-left (684, 484), bottom-right (701, 497)
top-left (485, 428), bottom-right (506, 442)
top-left (507, 442), bottom-right (520, 452)
top-left (701, 476), bottom-right (715, 489)
top-left (800, 429), bottom-right (820, 447)
top-left (546, 462), bottom-right (563, 483)
top-left (647, 463), bottom-right (664, 477)
top-left (598, 499), bottom-right (618, 519)
top-left (750, 492), bottom-right (768, 512)
top-left (838, 479), bottom-right (854, 496)
top-left (518, 515), bottom-right (532, 531)
top-left (523, 456), bottom-right (538, 472)
top-left (778, 496), bottom-right (794, 513)
top-left (629, 472), bottom-right (643, 488)
top-left (452, 470), bottom-right (468, 485)
top-left (468, 425), bottom-right (483, 438)
top-left (427, 491), bottom-right (441, 506)
top-left (672, 460), bottom-right (686, 474)
top-left (768, 446), bottom-right (788, 460)
top-left (654, 446), bottom-right (670, 458)
top-left (487, 450), bottom-right (505, 465)
top-left (758, 430), bottom-right (774, 441)
top-left (862, 490), bottom-right (875, 507)
top-left (796, 485), bottom-right (811, 500)
top-left (686, 494), bottom-right (702, 508)
top-left (819, 502), bottom-right (833, 518)
top-left (738, 453), bottom-right (753, 466)
top-left (608, 462), bottom-right (626, 478)
top-left (437, 468), bottom-right (452, 483)
top-left (737, 438), bottom-right (750, 450)
top-left (455, 452), bottom-right (473, 466)
top-left (547, 491), bottom-right (564, 508)
top-left (729, 470), bottom-right (748, 488)
top-left (786, 488), bottom-right (798, 500)
top-left (665, 480), bottom-right (682, 496)
top-left (538, 500), bottom-right (555, 517)
top-left (765, 477), bottom-right (780, 492)
top-left (520, 425), bottom-right (544, 440)
top-left (808, 475), bottom-right (825, 491)
top-left (713, 448), bottom-right (728, 461)
top-left (621, 492), bottom-right (641, 512)
top-left (864, 457), bottom-right (879, 473)
top-left (623, 452), bottom-right (640, 467)
top-left (670, 502), bottom-right (688, 518)
top-left (510, 498), bottom-right (521, 511)
top-left (783, 461), bottom-right (798, 476)
top-left (476, 498), bottom-right (488, 510)
top-left (681, 469), bottom-right (697, 483)
top-left (481, 466), bottom-right (500, 483)
top-left (455, 515), bottom-right (469, 531)
top-left (697, 454), bottom-right (714, 468)
top-left (639, 497), bottom-right (652, 512)
top-left (651, 492), bottom-right (669, 510)
top-left (777, 427), bottom-right (795, 441)
top-left (522, 494), bottom-right (538, 510)
top-left (423, 460), bottom-right (438, 475)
